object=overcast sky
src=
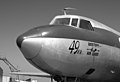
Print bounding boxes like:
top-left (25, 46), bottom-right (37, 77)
top-left (0, 0), bottom-right (120, 81)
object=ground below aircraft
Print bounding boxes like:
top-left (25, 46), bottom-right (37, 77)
top-left (12, 8), bottom-right (120, 82)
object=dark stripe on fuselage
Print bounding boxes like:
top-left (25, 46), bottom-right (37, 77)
top-left (22, 25), bottom-right (120, 48)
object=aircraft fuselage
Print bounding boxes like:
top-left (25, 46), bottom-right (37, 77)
top-left (17, 15), bottom-right (120, 82)
top-left (16, 14), bottom-right (120, 82)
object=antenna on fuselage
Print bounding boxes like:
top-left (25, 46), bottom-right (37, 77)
top-left (62, 7), bottom-right (77, 15)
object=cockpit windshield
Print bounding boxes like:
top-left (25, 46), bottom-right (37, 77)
top-left (52, 18), bottom-right (70, 25)
top-left (50, 15), bottom-right (94, 31)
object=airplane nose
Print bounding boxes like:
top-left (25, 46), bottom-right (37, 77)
top-left (16, 33), bottom-right (43, 59)
top-left (16, 25), bottom-right (51, 59)
top-left (16, 35), bottom-right (24, 48)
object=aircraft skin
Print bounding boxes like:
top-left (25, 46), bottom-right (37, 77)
top-left (16, 14), bottom-right (120, 82)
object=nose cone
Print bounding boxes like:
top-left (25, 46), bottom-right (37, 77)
top-left (16, 35), bottom-right (24, 48)
top-left (16, 34), bottom-right (42, 59)
top-left (16, 25), bottom-right (51, 59)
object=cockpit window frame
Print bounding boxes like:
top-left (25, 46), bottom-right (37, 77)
top-left (79, 19), bottom-right (94, 31)
top-left (71, 18), bottom-right (79, 27)
top-left (51, 17), bottom-right (71, 26)
top-left (50, 15), bottom-right (94, 31)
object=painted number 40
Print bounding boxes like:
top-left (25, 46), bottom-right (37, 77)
top-left (69, 40), bottom-right (82, 54)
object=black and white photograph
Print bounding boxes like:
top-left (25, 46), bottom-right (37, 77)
top-left (0, 0), bottom-right (120, 82)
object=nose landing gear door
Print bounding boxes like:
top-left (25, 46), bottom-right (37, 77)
top-left (87, 42), bottom-right (101, 66)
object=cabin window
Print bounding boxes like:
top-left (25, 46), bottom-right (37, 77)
top-left (79, 19), bottom-right (94, 31)
top-left (71, 18), bottom-right (78, 27)
top-left (53, 18), bottom-right (70, 25)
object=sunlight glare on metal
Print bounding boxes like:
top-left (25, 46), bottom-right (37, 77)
top-left (111, 70), bottom-right (115, 74)
top-left (23, 34), bottom-right (41, 39)
top-left (41, 32), bottom-right (48, 36)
